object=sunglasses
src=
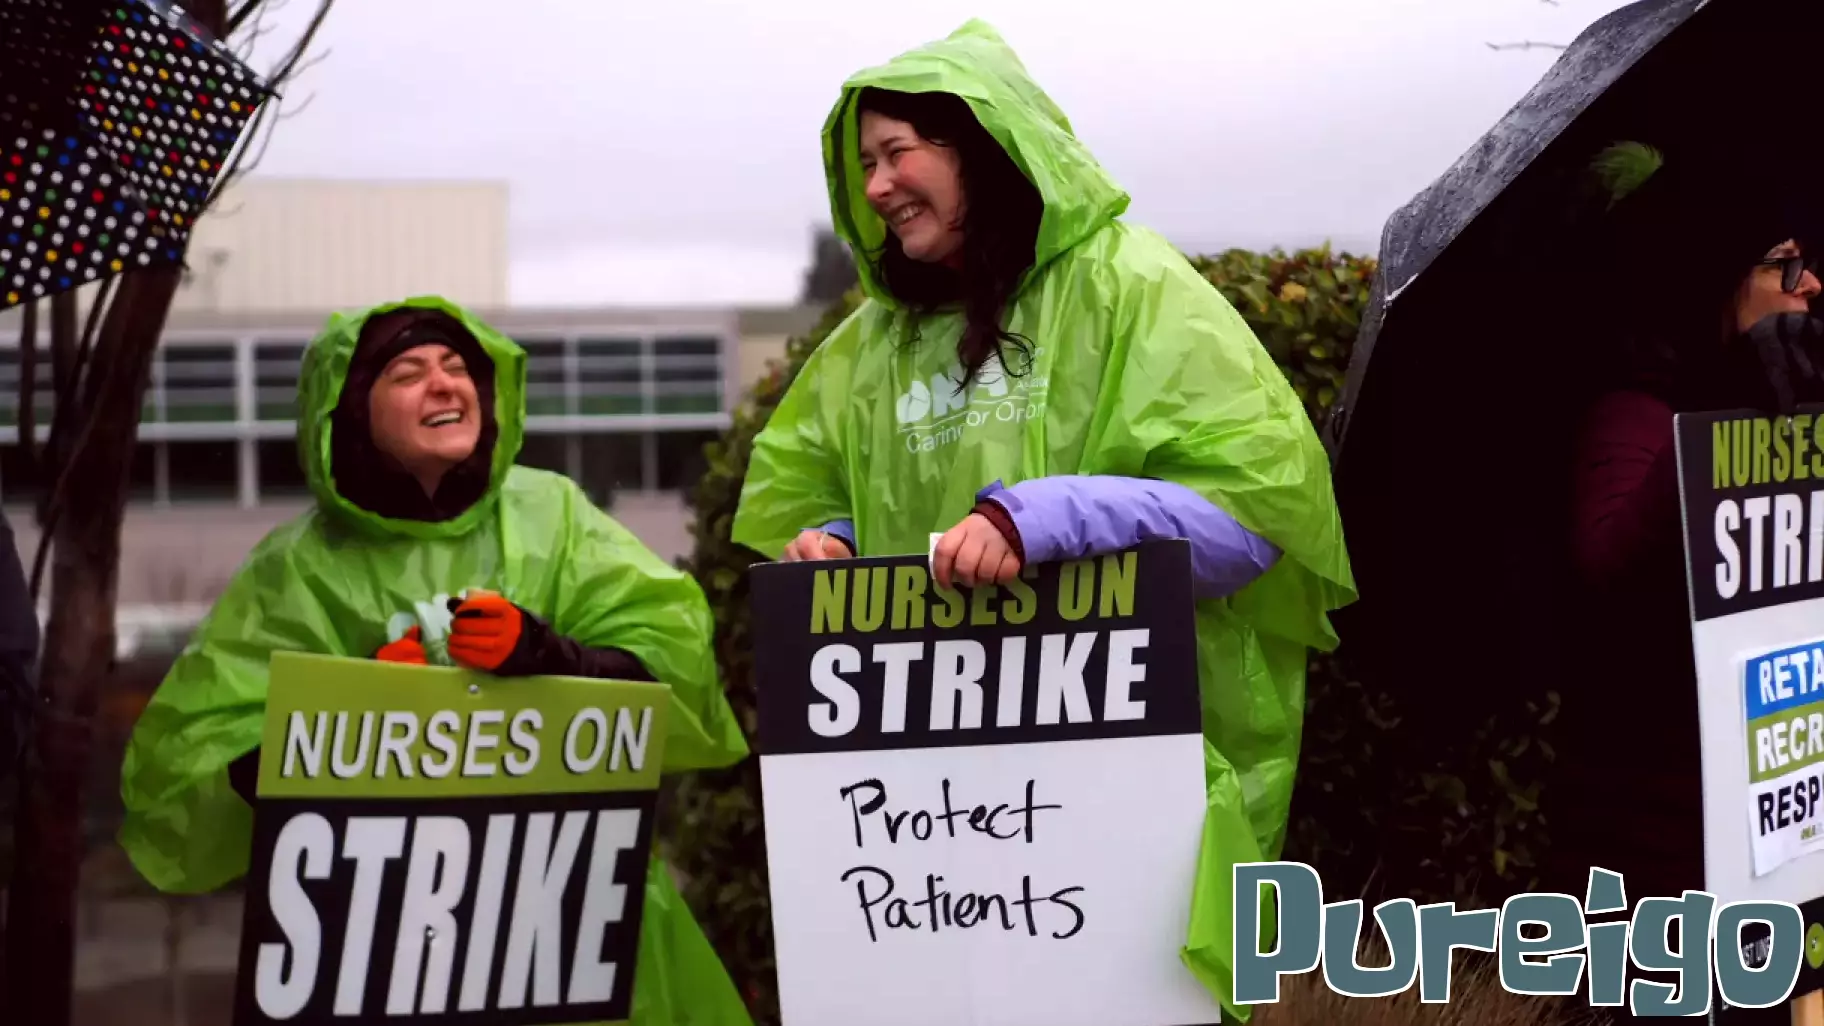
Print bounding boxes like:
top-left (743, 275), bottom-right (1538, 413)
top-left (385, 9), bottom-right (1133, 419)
top-left (1759, 253), bottom-right (1821, 293)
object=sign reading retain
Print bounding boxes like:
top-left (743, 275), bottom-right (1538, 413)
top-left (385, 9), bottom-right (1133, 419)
top-left (231, 651), bottom-right (670, 1026)
top-left (751, 539), bottom-right (1219, 1026)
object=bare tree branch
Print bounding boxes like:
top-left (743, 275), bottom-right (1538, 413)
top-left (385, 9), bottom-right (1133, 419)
top-left (1485, 40), bottom-right (1569, 51)
top-left (232, 17), bottom-right (275, 61)
top-left (276, 90), bottom-right (317, 120)
top-left (226, 0), bottom-right (257, 34)
top-left (29, 283), bottom-right (135, 601)
top-left (287, 46), bottom-right (332, 82)
top-left (74, 274), bottom-right (117, 403)
top-left (1486, 0), bottom-right (1568, 52)
top-left (17, 301), bottom-right (37, 470)
top-left (43, 291), bottom-right (73, 465)
top-left (30, 274), bottom-right (120, 541)
top-left (226, 0), bottom-right (277, 36)
top-left (197, 0), bottom-right (336, 222)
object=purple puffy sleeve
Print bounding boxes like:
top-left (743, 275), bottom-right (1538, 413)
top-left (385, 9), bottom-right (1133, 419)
top-left (811, 519), bottom-right (857, 555)
top-left (975, 476), bottom-right (1281, 600)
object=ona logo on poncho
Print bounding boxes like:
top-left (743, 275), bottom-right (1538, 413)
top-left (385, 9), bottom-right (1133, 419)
top-left (894, 349), bottom-right (1050, 453)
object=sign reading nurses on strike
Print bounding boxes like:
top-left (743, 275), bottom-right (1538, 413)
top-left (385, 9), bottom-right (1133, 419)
top-left (1675, 406), bottom-right (1824, 1020)
top-left (750, 539), bottom-right (1220, 1026)
top-left (230, 651), bottom-right (669, 1026)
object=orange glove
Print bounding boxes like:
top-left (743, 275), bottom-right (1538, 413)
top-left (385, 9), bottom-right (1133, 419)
top-left (375, 625), bottom-right (428, 665)
top-left (447, 590), bottom-right (543, 674)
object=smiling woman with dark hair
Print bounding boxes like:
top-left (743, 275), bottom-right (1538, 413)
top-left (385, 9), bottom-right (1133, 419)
top-left (732, 20), bottom-right (1355, 1017)
top-left (847, 85), bottom-right (1046, 391)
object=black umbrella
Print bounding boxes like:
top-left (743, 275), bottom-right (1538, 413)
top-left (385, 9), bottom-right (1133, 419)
top-left (0, 0), bottom-right (271, 311)
top-left (1323, 0), bottom-right (1824, 721)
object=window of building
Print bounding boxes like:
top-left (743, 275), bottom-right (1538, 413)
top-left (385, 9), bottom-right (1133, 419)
top-left (519, 338), bottom-right (568, 418)
top-left (0, 345), bottom-right (57, 432)
top-left (156, 344), bottom-right (237, 424)
top-left (653, 336), bottom-right (722, 415)
top-left (575, 338), bottom-right (643, 416)
top-left (255, 341), bottom-right (306, 422)
top-left (0, 321), bottom-right (737, 511)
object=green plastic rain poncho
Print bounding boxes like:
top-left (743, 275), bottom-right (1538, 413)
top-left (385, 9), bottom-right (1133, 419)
top-left (119, 296), bottom-right (753, 1025)
top-left (730, 21), bottom-right (1355, 1019)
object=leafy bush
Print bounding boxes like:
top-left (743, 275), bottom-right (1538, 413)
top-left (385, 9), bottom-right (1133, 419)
top-left (665, 244), bottom-right (1562, 1025)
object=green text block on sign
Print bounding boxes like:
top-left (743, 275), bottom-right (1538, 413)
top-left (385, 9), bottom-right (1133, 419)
top-left (256, 651), bottom-right (667, 798)
top-left (233, 651), bottom-right (671, 1026)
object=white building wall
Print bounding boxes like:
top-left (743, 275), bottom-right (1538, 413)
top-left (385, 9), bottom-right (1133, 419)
top-left (167, 178), bottom-right (510, 314)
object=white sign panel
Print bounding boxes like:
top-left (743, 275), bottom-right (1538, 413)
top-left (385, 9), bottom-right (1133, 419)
top-left (750, 541), bottom-right (1220, 1026)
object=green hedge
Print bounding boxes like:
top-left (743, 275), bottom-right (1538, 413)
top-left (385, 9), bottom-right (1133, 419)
top-left (663, 244), bottom-right (1560, 1025)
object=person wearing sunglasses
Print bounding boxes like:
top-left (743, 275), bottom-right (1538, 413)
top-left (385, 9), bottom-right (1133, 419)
top-left (1545, 144), bottom-right (1824, 1020)
top-left (1759, 245), bottom-right (1822, 298)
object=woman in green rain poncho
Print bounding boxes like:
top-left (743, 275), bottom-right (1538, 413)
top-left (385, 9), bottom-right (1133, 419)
top-left (119, 297), bottom-right (754, 1025)
top-left (732, 20), bottom-right (1355, 1018)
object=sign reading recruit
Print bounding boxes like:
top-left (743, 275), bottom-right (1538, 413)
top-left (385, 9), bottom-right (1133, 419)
top-left (231, 651), bottom-right (670, 1026)
top-left (751, 539), bottom-right (1219, 1026)
top-left (1675, 407), bottom-right (1824, 1016)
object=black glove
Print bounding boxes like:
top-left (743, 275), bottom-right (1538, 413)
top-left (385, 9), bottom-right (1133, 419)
top-left (445, 593), bottom-right (654, 682)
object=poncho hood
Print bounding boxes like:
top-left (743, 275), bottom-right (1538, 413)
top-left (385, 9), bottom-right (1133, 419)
top-left (821, 18), bottom-right (1131, 307)
top-left (299, 296), bottom-right (527, 538)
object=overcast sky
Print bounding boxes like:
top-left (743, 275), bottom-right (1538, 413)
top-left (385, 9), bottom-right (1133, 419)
top-left (237, 0), bottom-right (1638, 306)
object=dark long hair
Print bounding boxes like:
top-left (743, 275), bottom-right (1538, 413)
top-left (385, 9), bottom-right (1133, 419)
top-left (854, 87), bottom-right (1045, 390)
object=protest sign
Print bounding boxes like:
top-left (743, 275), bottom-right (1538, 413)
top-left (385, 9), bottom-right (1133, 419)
top-left (1676, 408), bottom-right (1824, 1017)
top-left (230, 651), bottom-right (669, 1026)
top-left (751, 539), bottom-right (1219, 1026)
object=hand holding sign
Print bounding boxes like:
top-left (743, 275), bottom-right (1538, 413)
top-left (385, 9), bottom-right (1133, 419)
top-left (931, 512), bottom-right (1022, 589)
top-left (784, 529), bottom-right (855, 562)
top-left (375, 626), bottom-right (429, 666)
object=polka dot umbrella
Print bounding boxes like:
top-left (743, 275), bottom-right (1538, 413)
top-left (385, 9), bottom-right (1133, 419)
top-left (0, 0), bottom-right (272, 311)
